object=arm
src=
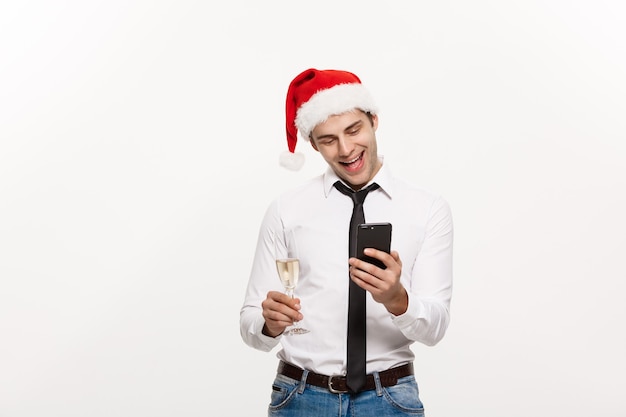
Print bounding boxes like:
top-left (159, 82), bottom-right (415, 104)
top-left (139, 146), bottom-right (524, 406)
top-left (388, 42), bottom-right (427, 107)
top-left (347, 196), bottom-right (453, 346)
top-left (393, 196), bottom-right (454, 346)
top-left (239, 202), bottom-right (302, 350)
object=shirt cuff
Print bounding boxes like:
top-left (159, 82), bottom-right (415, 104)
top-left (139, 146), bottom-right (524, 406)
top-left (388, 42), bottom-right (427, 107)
top-left (390, 293), bottom-right (421, 329)
top-left (254, 316), bottom-right (282, 350)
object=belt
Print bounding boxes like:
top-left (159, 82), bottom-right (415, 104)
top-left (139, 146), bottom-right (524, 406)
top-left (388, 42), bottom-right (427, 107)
top-left (277, 360), bottom-right (414, 394)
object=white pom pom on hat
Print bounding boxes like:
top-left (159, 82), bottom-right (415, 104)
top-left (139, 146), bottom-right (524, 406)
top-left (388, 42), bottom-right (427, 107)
top-left (279, 150), bottom-right (305, 171)
top-left (280, 68), bottom-right (378, 170)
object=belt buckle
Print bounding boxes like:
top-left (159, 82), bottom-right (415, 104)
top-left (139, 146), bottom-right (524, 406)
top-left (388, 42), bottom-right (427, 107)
top-left (327, 375), bottom-right (349, 394)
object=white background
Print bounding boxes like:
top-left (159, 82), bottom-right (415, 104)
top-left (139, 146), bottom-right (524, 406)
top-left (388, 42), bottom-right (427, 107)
top-left (1, 1), bottom-right (625, 416)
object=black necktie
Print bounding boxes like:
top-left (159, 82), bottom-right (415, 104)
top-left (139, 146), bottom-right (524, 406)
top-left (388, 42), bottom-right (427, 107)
top-left (334, 180), bottom-right (380, 393)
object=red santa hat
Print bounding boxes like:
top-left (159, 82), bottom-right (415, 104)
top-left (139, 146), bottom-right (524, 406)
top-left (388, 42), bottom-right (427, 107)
top-left (280, 68), bottom-right (378, 170)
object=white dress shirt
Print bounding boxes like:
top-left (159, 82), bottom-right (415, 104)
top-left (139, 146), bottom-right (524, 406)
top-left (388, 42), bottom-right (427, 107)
top-left (240, 160), bottom-right (453, 376)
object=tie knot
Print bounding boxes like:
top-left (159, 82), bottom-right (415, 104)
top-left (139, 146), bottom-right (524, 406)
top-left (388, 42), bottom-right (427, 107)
top-left (334, 181), bottom-right (380, 205)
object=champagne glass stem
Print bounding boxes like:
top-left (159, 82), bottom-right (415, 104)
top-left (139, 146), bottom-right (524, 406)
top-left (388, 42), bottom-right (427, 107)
top-left (288, 290), bottom-right (305, 333)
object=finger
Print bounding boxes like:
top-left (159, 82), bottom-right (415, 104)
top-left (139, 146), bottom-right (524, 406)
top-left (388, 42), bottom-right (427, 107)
top-left (350, 265), bottom-right (386, 294)
top-left (390, 250), bottom-right (402, 267)
top-left (263, 305), bottom-right (298, 326)
top-left (350, 257), bottom-right (383, 278)
top-left (359, 250), bottom-right (402, 278)
top-left (363, 247), bottom-right (386, 258)
top-left (267, 291), bottom-right (302, 311)
top-left (265, 310), bottom-right (294, 326)
top-left (267, 302), bottom-right (302, 321)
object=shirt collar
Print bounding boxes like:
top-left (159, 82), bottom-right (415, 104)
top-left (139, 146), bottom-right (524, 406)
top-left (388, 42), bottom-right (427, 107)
top-left (323, 156), bottom-right (393, 199)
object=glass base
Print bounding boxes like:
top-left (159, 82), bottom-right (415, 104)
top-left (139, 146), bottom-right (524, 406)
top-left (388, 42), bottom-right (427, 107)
top-left (284, 327), bottom-right (310, 336)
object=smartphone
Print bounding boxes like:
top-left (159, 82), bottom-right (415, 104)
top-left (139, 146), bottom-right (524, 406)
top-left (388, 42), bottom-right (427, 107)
top-left (356, 222), bottom-right (392, 269)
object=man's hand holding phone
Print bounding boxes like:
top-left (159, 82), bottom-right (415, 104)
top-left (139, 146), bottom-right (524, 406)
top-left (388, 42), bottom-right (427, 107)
top-left (349, 223), bottom-right (408, 315)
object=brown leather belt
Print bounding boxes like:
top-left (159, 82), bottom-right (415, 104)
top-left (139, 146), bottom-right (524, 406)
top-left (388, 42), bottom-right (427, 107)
top-left (277, 360), bottom-right (414, 393)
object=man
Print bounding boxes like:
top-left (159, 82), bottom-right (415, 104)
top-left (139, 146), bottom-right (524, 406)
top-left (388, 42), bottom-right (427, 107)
top-left (240, 68), bottom-right (453, 416)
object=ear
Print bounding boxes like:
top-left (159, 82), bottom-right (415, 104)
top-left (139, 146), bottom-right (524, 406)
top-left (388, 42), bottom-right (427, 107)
top-left (309, 138), bottom-right (319, 152)
top-left (371, 113), bottom-right (379, 131)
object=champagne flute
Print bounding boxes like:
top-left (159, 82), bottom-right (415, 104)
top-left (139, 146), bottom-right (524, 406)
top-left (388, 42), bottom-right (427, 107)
top-left (274, 230), bottom-right (309, 335)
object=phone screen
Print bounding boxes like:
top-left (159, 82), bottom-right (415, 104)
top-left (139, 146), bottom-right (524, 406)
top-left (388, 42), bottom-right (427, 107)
top-left (356, 222), bottom-right (392, 269)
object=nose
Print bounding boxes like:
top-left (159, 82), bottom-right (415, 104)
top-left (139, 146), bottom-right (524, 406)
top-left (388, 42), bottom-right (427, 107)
top-left (337, 136), bottom-right (353, 157)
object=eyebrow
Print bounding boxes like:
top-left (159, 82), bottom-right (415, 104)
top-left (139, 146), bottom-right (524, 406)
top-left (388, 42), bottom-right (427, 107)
top-left (315, 120), bottom-right (363, 141)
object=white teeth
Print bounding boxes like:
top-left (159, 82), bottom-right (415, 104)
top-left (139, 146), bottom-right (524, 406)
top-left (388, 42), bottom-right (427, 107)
top-left (344, 155), bottom-right (360, 164)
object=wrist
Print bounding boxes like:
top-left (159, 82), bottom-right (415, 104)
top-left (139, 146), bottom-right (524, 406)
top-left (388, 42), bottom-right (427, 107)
top-left (262, 323), bottom-right (283, 338)
top-left (385, 288), bottom-right (408, 316)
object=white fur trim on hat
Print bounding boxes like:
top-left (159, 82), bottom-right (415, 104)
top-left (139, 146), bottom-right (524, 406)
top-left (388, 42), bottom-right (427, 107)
top-left (295, 83), bottom-right (378, 141)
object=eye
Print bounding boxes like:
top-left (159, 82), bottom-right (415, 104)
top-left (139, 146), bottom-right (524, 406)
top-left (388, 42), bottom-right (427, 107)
top-left (347, 123), bottom-right (362, 136)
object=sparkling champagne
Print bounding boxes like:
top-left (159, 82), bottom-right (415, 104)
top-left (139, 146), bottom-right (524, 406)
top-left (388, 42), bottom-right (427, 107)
top-left (275, 258), bottom-right (299, 290)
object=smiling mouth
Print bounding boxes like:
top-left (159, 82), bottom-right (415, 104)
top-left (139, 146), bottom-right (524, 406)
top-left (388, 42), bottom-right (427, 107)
top-left (340, 152), bottom-right (363, 167)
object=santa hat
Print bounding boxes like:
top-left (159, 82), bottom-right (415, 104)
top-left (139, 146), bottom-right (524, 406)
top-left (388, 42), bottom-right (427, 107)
top-left (280, 68), bottom-right (378, 171)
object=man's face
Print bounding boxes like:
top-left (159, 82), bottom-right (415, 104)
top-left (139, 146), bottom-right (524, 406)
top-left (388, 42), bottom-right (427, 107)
top-left (310, 110), bottom-right (382, 190)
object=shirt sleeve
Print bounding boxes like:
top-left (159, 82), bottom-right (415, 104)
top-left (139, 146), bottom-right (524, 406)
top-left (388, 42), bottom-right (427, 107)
top-left (239, 201), bottom-right (283, 352)
top-left (391, 195), bottom-right (453, 346)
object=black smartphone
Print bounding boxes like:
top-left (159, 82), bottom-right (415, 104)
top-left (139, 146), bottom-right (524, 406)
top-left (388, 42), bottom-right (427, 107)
top-left (356, 222), bottom-right (392, 269)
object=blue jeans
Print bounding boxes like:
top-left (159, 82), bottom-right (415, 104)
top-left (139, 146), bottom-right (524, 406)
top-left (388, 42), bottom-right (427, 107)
top-left (268, 371), bottom-right (425, 416)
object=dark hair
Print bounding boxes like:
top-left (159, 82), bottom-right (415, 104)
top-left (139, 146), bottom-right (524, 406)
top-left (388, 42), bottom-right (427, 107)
top-left (308, 110), bottom-right (376, 140)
